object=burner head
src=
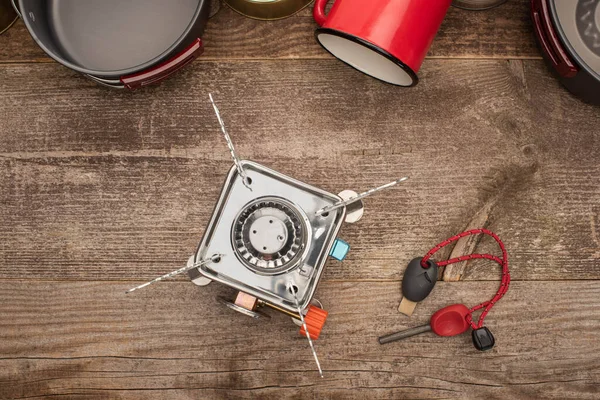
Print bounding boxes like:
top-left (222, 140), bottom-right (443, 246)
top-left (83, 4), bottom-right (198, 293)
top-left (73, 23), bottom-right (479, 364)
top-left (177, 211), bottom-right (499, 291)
top-left (232, 197), bottom-right (308, 274)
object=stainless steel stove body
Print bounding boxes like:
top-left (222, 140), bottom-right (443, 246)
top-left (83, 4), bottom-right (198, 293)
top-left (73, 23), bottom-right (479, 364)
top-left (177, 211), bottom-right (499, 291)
top-left (188, 160), bottom-right (347, 314)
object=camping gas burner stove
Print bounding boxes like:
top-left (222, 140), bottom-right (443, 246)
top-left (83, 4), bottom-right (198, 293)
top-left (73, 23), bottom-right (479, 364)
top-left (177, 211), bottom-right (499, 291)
top-left (187, 160), bottom-right (349, 320)
top-left (127, 95), bottom-right (408, 376)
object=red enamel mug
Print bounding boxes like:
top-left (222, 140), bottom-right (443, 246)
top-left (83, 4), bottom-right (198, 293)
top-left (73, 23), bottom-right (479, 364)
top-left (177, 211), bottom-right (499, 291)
top-left (314, 0), bottom-right (453, 86)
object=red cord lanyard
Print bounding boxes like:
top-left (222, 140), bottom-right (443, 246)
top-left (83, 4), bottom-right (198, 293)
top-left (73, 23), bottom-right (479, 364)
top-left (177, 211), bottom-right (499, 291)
top-left (420, 229), bottom-right (510, 329)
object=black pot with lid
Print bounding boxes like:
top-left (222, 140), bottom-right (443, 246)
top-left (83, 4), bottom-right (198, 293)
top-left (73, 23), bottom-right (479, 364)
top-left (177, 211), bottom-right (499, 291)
top-left (13, 0), bottom-right (210, 89)
top-left (532, 0), bottom-right (600, 104)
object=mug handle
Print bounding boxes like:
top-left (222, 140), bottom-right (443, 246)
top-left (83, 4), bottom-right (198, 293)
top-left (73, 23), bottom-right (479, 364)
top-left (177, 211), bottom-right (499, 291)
top-left (313, 0), bottom-right (332, 26)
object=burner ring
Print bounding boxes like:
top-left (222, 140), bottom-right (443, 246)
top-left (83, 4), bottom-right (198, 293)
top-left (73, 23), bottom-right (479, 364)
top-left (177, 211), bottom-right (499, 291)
top-left (232, 197), bottom-right (308, 275)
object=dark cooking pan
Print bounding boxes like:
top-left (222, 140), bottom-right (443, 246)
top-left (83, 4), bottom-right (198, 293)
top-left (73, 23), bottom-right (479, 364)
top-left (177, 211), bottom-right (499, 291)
top-left (531, 0), bottom-right (600, 104)
top-left (12, 0), bottom-right (209, 89)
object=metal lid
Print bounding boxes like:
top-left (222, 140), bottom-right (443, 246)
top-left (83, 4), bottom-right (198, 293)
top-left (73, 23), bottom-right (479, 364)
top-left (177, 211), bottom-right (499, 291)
top-left (551, 0), bottom-right (600, 78)
top-left (0, 0), bottom-right (18, 35)
top-left (224, 0), bottom-right (312, 20)
top-left (452, 0), bottom-right (507, 11)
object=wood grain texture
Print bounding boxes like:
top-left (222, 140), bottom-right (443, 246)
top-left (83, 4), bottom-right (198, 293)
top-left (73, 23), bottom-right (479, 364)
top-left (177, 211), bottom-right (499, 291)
top-left (0, 280), bottom-right (599, 399)
top-left (0, 2), bottom-right (598, 399)
top-left (1, 59), bottom-right (599, 282)
top-left (2, 59), bottom-right (596, 159)
top-left (0, 0), bottom-right (539, 64)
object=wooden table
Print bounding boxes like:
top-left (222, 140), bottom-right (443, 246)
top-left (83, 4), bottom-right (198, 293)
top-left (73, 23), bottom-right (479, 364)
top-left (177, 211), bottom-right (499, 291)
top-left (1, 2), bottom-right (599, 399)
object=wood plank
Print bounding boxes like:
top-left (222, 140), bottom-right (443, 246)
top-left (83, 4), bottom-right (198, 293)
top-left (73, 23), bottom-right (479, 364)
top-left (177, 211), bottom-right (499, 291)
top-left (0, 154), bottom-right (598, 282)
top-left (0, 0), bottom-right (539, 64)
top-left (1, 60), bottom-right (597, 158)
top-left (0, 280), bottom-right (598, 399)
top-left (0, 59), bottom-right (598, 282)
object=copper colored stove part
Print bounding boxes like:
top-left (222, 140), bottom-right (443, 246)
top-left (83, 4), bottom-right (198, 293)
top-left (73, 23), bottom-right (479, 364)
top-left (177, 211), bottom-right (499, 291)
top-left (234, 291), bottom-right (259, 311)
top-left (234, 293), bottom-right (304, 319)
top-left (259, 300), bottom-right (301, 319)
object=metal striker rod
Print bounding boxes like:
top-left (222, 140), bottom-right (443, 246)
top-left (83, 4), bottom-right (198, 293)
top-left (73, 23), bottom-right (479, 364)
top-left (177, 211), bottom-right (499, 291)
top-left (126, 254), bottom-right (224, 294)
top-left (208, 94), bottom-right (252, 191)
top-left (288, 282), bottom-right (324, 378)
top-left (315, 177), bottom-right (409, 216)
top-left (378, 324), bottom-right (431, 345)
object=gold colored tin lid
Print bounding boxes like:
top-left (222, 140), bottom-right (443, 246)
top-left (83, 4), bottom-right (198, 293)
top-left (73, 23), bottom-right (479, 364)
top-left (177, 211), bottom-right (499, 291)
top-left (452, 0), bottom-right (507, 10)
top-left (224, 0), bottom-right (313, 20)
top-left (0, 0), bottom-right (18, 35)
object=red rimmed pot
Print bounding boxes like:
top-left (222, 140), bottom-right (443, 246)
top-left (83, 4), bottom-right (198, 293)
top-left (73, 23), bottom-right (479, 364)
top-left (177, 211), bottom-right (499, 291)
top-left (531, 0), bottom-right (600, 104)
top-left (313, 0), bottom-right (453, 86)
top-left (12, 0), bottom-right (210, 89)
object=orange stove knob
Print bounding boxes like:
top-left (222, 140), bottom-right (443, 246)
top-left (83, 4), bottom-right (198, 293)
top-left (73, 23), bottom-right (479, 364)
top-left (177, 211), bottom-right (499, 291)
top-left (299, 305), bottom-right (328, 340)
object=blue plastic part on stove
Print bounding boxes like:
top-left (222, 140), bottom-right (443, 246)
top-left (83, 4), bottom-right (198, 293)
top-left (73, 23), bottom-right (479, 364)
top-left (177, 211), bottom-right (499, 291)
top-left (329, 239), bottom-right (350, 261)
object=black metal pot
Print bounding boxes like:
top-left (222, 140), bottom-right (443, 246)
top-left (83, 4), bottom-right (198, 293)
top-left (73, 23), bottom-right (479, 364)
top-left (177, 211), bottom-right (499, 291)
top-left (13, 0), bottom-right (210, 89)
top-left (532, 0), bottom-right (600, 104)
